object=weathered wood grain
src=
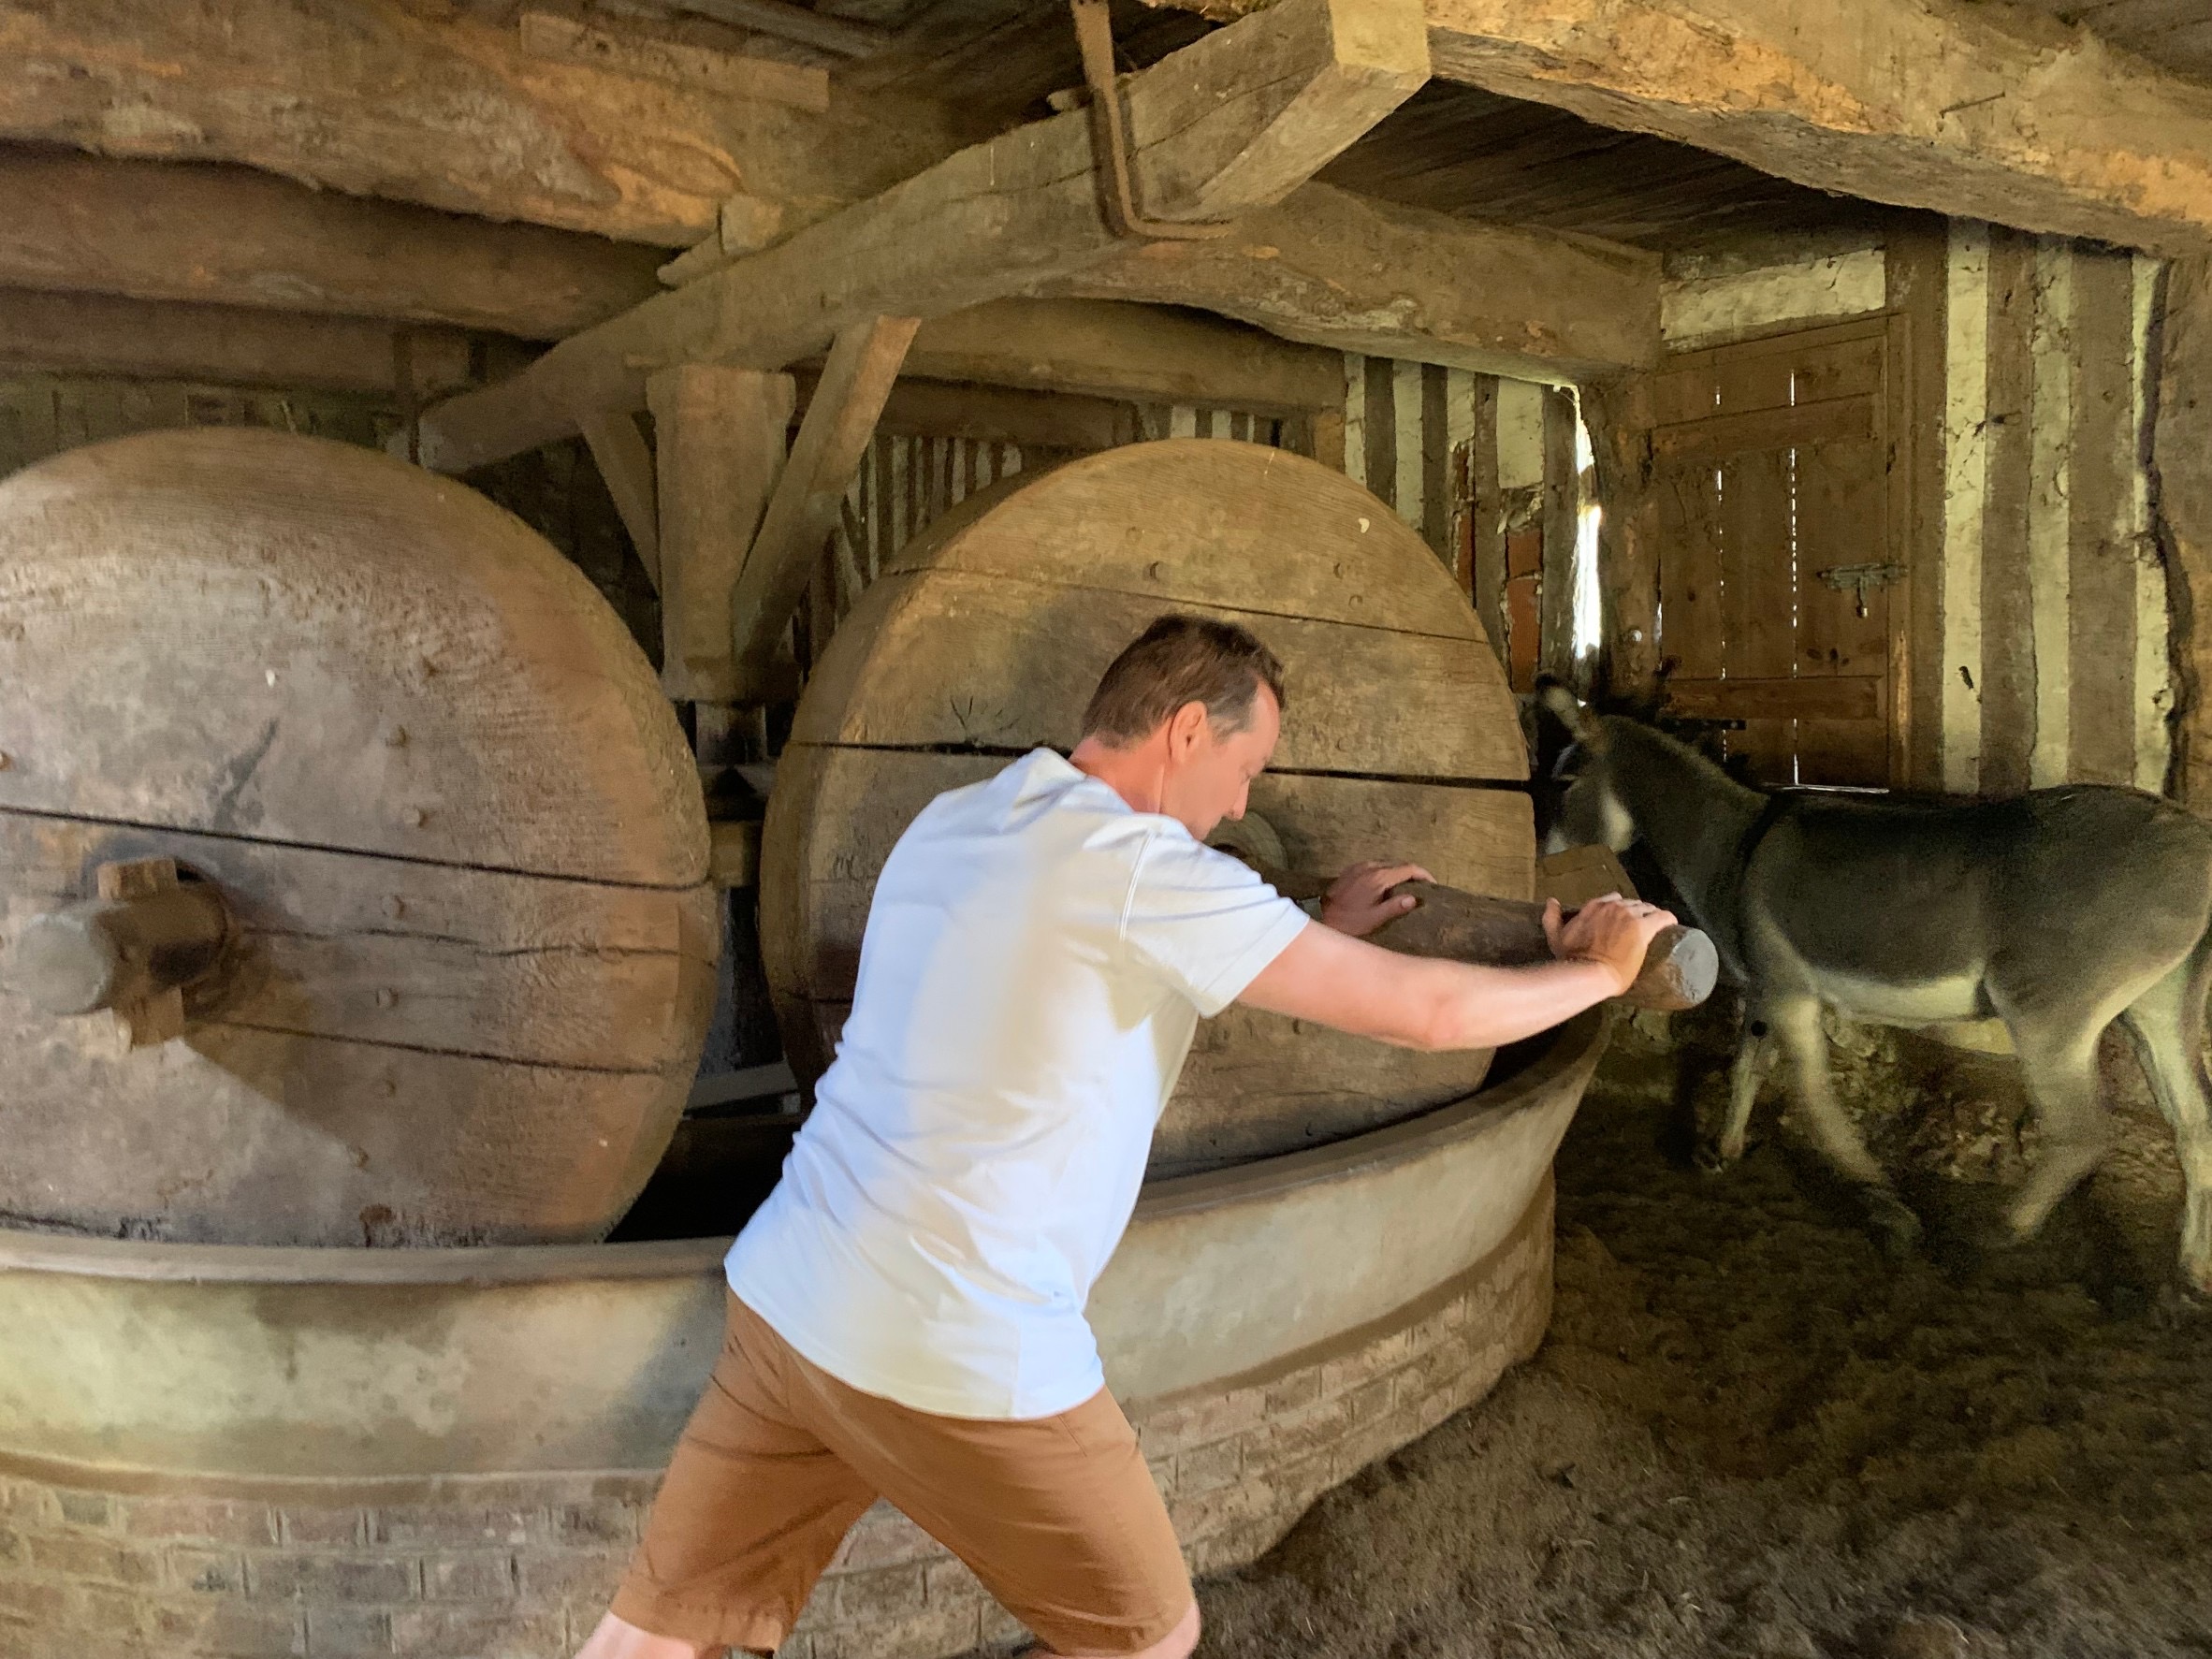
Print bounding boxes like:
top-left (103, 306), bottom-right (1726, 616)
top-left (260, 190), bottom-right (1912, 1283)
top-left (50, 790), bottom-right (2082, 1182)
top-left (648, 365), bottom-right (793, 703)
top-left (877, 440), bottom-right (1489, 644)
top-left (0, 287), bottom-right (478, 398)
top-left (791, 569), bottom-right (1521, 780)
top-left (900, 299), bottom-right (1345, 415)
top-left (731, 316), bottom-right (918, 691)
top-left (1979, 228), bottom-right (2039, 796)
top-left (0, 428), bottom-right (707, 888)
top-left (0, 816), bottom-right (715, 1075)
top-left (0, 147), bottom-right (665, 341)
top-left (413, 0), bottom-right (1429, 470)
top-left (2157, 259), bottom-right (2212, 814)
top-left (1043, 181), bottom-right (1660, 380)
top-left (2070, 250), bottom-right (2141, 786)
top-left (1411, 0), bottom-right (2212, 257)
top-left (0, 0), bottom-right (959, 246)
top-left (576, 409), bottom-right (661, 592)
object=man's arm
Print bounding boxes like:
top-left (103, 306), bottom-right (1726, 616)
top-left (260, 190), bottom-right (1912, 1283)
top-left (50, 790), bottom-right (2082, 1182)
top-left (1238, 893), bottom-right (1675, 1052)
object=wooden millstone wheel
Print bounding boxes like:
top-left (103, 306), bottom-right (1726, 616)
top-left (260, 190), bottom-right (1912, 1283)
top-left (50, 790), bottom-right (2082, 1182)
top-left (763, 440), bottom-right (1532, 1174)
top-left (0, 429), bottom-right (717, 1247)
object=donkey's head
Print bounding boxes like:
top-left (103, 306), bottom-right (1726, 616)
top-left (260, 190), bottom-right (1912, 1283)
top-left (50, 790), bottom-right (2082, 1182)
top-left (1536, 683), bottom-right (1640, 855)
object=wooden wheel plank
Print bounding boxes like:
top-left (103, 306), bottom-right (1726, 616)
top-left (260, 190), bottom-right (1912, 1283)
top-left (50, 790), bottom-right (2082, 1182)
top-left (882, 441), bottom-right (1490, 644)
top-left (767, 442), bottom-right (1535, 1173)
top-left (0, 428), bottom-right (716, 1245)
top-left (790, 570), bottom-right (1526, 781)
top-left (0, 1014), bottom-right (693, 1247)
top-left (0, 429), bottom-right (706, 888)
top-left (0, 816), bottom-right (717, 1076)
top-left (764, 746), bottom-right (1532, 1001)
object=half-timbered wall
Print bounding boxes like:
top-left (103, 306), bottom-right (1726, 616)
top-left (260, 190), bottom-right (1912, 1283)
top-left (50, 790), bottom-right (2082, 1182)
top-left (1642, 226), bottom-right (2172, 797)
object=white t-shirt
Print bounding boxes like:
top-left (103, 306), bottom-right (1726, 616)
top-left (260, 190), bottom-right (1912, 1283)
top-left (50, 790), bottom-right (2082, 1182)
top-left (725, 748), bottom-right (1309, 1419)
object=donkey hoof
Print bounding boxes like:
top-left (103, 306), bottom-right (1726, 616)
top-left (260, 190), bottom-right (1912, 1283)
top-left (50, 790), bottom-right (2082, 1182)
top-left (1694, 1140), bottom-right (1731, 1176)
top-left (1864, 1191), bottom-right (1924, 1259)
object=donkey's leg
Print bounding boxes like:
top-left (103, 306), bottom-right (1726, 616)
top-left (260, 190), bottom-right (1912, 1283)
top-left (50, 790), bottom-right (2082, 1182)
top-left (1770, 997), bottom-right (1922, 1254)
top-left (1702, 1014), bottom-right (1777, 1172)
top-left (2117, 947), bottom-right (2212, 1294)
top-left (1995, 1010), bottom-right (2114, 1244)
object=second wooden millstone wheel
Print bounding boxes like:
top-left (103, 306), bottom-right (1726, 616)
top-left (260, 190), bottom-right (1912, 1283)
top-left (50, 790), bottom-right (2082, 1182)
top-left (0, 429), bottom-right (719, 1247)
top-left (762, 439), bottom-right (1533, 1174)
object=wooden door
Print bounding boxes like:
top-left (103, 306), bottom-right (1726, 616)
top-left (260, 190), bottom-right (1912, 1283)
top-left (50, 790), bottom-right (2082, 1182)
top-left (1651, 316), bottom-right (1911, 787)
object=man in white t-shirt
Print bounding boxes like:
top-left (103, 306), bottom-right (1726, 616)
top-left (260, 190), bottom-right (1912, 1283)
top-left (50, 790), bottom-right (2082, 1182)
top-left (581, 616), bottom-right (1671, 1659)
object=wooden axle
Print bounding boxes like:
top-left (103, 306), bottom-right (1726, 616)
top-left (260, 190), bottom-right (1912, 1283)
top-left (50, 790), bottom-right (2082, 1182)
top-left (1233, 854), bottom-right (1716, 1013)
top-left (5, 857), bottom-right (228, 1045)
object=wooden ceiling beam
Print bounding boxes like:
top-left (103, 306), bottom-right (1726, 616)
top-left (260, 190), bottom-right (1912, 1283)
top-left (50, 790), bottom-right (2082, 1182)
top-left (0, 148), bottom-right (664, 342)
top-left (0, 287), bottom-right (479, 398)
top-left (413, 0), bottom-right (1431, 473)
top-left (1410, 0), bottom-right (2212, 256)
top-left (897, 299), bottom-right (1346, 415)
top-left (1040, 182), bottom-right (1660, 380)
top-left (0, 0), bottom-right (964, 246)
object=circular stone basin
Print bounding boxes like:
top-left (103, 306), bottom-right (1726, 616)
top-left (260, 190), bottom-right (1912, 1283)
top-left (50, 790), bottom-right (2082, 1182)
top-left (0, 1013), bottom-right (1604, 1659)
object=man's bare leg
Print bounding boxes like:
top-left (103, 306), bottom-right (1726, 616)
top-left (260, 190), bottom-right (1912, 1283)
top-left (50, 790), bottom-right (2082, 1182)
top-left (1056, 1598), bottom-right (1201, 1659)
top-left (573, 1610), bottom-right (729, 1659)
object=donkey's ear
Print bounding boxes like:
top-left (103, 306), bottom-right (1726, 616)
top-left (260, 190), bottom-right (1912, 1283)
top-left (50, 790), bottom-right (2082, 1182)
top-left (1535, 678), bottom-right (1604, 749)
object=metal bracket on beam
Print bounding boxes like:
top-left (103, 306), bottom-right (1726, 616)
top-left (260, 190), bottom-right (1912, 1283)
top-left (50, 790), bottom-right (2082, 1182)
top-left (1070, 0), bottom-right (1237, 242)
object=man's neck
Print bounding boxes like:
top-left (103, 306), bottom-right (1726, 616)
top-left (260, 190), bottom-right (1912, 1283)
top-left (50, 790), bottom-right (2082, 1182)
top-left (1069, 735), bottom-right (1167, 818)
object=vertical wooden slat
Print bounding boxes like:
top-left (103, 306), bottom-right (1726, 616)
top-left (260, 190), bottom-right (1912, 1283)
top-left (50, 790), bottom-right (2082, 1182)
top-left (1421, 362), bottom-right (1451, 562)
top-left (1341, 354), bottom-right (1366, 488)
top-left (1392, 358), bottom-right (1423, 528)
top-left (1364, 356), bottom-right (1397, 512)
top-left (2070, 249), bottom-right (2140, 786)
top-left (1942, 220), bottom-right (1991, 793)
top-left (1978, 226), bottom-right (2038, 795)
top-left (1888, 218), bottom-right (1951, 792)
top-left (2028, 240), bottom-right (2074, 788)
top-left (2134, 252), bottom-right (2171, 794)
top-left (1309, 409), bottom-right (1346, 473)
top-left (1581, 372), bottom-right (1662, 703)
top-left (1724, 446), bottom-right (1799, 781)
top-left (646, 363), bottom-right (793, 703)
top-left (1471, 374), bottom-right (1506, 658)
top-left (1538, 386), bottom-right (1579, 682)
top-left (2155, 258), bottom-right (2212, 814)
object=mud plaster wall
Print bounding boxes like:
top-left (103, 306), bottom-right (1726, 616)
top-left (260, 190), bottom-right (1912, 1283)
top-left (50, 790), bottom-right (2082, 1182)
top-left (1652, 226), bottom-right (2174, 797)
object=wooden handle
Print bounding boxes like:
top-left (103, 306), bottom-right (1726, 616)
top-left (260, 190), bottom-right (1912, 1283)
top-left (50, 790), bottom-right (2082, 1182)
top-left (1362, 880), bottom-right (1717, 1012)
top-left (2, 857), bottom-right (229, 1044)
top-left (1243, 859), bottom-right (1716, 1012)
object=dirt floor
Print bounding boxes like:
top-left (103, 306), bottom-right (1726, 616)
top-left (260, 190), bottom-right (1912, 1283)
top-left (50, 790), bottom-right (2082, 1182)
top-left (1196, 1021), bottom-right (2212, 1659)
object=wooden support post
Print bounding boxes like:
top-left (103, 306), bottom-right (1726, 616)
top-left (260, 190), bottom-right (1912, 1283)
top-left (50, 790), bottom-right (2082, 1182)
top-left (2157, 259), bottom-right (2210, 811)
top-left (730, 317), bottom-right (919, 694)
top-left (648, 366), bottom-right (794, 703)
top-left (1579, 371), bottom-right (1661, 702)
top-left (577, 410), bottom-right (662, 594)
top-left (1538, 386), bottom-right (1581, 686)
top-left (1414, 0), bottom-right (2212, 257)
top-left (1470, 374), bottom-right (1506, 665)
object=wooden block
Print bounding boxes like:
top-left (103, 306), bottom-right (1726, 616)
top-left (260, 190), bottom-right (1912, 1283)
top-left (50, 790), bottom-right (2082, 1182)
top-left (648, 364), bottom-right (793, 703)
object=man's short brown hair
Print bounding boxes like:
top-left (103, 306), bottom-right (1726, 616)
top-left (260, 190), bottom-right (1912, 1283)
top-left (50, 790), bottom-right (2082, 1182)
top-left (1080, 615), bottom-right (1287, 745)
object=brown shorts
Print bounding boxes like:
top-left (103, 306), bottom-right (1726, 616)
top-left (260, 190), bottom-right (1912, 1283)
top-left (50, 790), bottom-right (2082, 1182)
top-left (613, 1293), bottom-right (1193, 1656)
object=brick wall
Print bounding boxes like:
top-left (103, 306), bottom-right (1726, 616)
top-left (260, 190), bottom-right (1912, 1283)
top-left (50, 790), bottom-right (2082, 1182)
top-left (0, 1183), bottom-right (1550, 1659)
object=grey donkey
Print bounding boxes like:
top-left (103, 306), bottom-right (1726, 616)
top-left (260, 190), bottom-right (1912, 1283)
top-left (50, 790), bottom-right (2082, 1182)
top-left (1539, 686), bottom-right (2212, 1293)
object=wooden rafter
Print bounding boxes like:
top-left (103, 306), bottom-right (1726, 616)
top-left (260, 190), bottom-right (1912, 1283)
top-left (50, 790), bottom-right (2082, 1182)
top-left (1404, 0), bottom-right (2212, 256)
top-left (410, 0), bottom-right (1431, 473)
top-left (1041, 182), bottom-right (1659, 379)
top-left (0, 147), bottom-right (663, 341)
top-left (731, 317), bottom-right (920, 691)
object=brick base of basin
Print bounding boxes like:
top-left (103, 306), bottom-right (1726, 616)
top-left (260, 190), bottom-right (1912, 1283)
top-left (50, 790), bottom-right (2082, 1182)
top-left (0, 1177), bottom-right (1552, 1659)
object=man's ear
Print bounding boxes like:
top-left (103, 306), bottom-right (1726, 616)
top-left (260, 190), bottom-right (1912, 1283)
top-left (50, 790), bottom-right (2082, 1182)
top-left (1166, 699), bottom-right (1211, 753)
top-left (1535, 678), bottom-right (1605, 750)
